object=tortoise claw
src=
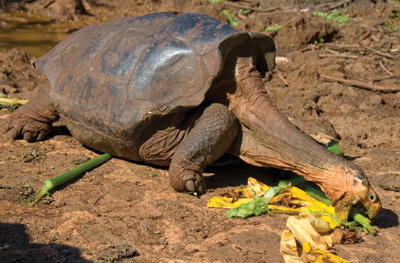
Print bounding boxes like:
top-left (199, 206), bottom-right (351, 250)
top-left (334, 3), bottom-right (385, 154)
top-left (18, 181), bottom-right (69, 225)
top-left (170, 168), bottom-right (206, 194)
top-left (37, 131), bottom-right (47, 141)
top-left (184, 172), bottom-right (206, 194)
top-left (185, 175), bottom-right (206, 194)
top-left (23, 131), bottom-right (34, 142)
top-left (6, 128), bottom-right (19, 140)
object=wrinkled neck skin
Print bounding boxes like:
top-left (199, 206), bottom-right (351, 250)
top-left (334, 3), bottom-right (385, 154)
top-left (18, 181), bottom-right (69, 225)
top-left (227, 55), bottom-right (357, 204)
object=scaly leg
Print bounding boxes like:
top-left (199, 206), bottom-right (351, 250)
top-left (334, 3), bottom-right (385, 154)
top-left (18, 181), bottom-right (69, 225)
top-left (169, 103), bottom-right (238, 193)
top-left (6, 94), bottom-right (59, 142)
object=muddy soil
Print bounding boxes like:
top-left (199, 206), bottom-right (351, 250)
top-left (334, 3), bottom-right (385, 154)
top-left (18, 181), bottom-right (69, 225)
top-left (1, 0), bottom-right (400, 262)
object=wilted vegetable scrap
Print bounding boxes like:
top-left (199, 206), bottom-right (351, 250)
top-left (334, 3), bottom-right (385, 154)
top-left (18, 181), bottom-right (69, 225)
top-left (207, 177), bottom-right (377, 262)
top-left (0, 97), bottom-right (28, 112)
top-left (0, 97), bottom-right (28, 105)
top-left (207, 177), bottom-right (341, 228)
top-left (331, 228), bottom-right (363, 245)
top-left (327, 140), bottom-right (344, 156)
top-left (281, 213), bottom-right (351, 263)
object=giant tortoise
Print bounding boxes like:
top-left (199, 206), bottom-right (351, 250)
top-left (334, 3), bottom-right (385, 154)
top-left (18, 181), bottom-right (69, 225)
top-left (6, 12), bottom-right (381, 221)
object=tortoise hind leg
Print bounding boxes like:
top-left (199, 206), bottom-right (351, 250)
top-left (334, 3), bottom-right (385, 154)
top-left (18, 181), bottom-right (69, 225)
top-left (6, 94), bottom-right (59, 142)
top-left (169, 103), bottom-right (238, 194)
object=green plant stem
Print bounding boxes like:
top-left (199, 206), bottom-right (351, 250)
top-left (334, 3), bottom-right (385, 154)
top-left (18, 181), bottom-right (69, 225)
top-left (350, 209), bottom-right (376, 235)
top-left (30, 153), bottom-right (112, 206)
top-left (302, 184), bottom-right (332, 205)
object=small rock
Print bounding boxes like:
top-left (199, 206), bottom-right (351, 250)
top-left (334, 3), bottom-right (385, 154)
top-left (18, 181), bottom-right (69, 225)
top-left (97, 244), bottom-right (139, 262)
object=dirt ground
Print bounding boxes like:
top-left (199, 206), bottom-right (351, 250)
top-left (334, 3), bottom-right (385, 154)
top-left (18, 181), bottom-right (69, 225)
top-left (1, 0), bottom-right (400, 262)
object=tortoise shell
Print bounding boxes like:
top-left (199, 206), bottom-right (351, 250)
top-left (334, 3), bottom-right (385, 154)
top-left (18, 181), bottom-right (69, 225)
top-left (35, 12), bottom-right (276, 161)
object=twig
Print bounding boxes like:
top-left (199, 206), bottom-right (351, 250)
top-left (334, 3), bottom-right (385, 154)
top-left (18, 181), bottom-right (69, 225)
top-left (379, 60), bottom-right (392, 75)
top-left (373, 74), bottom-right (400, 82)
top-left (358, 31), bottom-right (371, 42)
top-left (321, 43), bottom-right (360, 51)
top-left (324, 44), bottom-right (359, 49)
top-left (222, 1), bottom-right (299, 14)
top-left (323, 0), bottom-right (352, 11)
top-left (320, 74), bottom-right (400, 93)
top-left (223, 1), bottom-right (280, 13)
top-left (318, 53), bottom-right (358, 59)
top-left (44, 0), bottom-right (55, 9)
top-left (299, 46), bottom-right (312, 52)
top-left (277, 72), bottom-right (289, 86)
top-left (258, 7), bottom-right (300, 14)
top-left (359, 44), bottom-right (394, 59)
top-left (325, 48), bottom-right (340, 55)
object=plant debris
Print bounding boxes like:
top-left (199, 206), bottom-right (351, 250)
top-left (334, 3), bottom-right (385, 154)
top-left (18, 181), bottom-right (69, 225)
top-left (209, 177), bottom-right (374, 262)
top-left (331, 228), bottom-right (363, 245)
top-left (21, 148), bottom-right (47, 163)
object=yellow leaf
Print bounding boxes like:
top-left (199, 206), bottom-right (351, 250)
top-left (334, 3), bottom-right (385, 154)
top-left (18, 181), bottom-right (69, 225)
top-left (207, 178), bottom-right (341, 228)
top-left (272, 187), bottom-right (341, 228)
top-left (287, 215), bottom-right (329, 251)
top-left (280, 227), bottom-right (303, 263)
top-left (207, 177), bottom-right (268, 209)
top-left (248, 177), bottom-right (270, 192)
top-left (312, 250), bottom-right (351, 263)
top-left (303, 241), bottom-right (312, 253)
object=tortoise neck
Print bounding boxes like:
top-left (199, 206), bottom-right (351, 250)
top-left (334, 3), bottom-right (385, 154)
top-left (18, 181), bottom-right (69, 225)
top-left (228, 56), bottom-right (352, 202)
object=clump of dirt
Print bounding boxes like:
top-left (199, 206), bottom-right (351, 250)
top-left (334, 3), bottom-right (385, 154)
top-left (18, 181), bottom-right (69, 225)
top-left (97, 244), bottom-right (139, 262)
top-left (1, 1), bottom-right (400, 263)
top-left (0, 49), bottom-right (47, 98)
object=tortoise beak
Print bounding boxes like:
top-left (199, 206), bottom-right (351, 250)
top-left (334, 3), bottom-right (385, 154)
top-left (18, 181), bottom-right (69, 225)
top-left (335, 191), bottom-right (382, 222)
top-left (334, 198), bottom-right (353, 222)
top-left (364, 202), bottom-right (382, 219)
top-left (361, 192), bottom-right (382, 219)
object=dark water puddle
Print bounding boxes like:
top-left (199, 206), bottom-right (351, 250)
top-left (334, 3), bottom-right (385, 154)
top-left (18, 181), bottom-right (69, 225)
top-left (0, 21), bottom-right (70, 57)
top-left (0, 12), bottom-right (86, 57)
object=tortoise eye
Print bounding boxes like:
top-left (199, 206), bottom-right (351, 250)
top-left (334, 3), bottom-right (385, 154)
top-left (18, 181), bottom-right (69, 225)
top-left (369, 193), bottom-right (376, 202)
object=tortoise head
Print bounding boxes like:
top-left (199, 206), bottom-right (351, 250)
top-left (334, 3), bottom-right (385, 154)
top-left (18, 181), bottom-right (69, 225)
top-left (329, 164), bottom-right (382, 222)
top-left (224, 51), bottom-right (381, 223)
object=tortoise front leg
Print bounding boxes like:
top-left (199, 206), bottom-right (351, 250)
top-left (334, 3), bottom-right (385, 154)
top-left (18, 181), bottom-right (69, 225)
top-left (6, 94), bottom-right (59, 142)
top-left (169, 103), bottom-right (238, 194)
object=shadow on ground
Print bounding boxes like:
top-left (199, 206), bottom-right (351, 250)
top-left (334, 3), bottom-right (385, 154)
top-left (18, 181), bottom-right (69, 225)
top-left (0, 223), bottom-right (91, 263)
top-left (373, 208), bottom-right (399, 229)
